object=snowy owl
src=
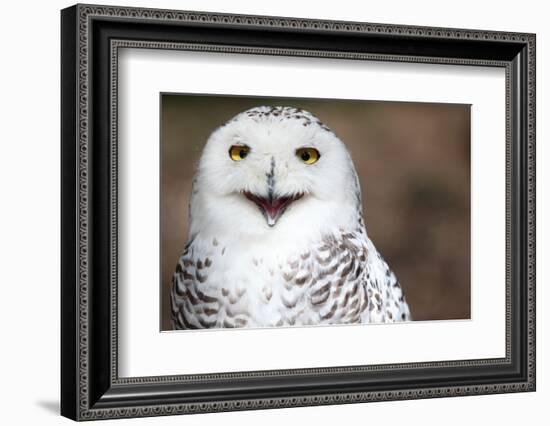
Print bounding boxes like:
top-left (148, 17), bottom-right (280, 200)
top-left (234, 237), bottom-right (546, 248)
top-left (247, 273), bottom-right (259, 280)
top-left (171, 106), bottom-right (411, 329)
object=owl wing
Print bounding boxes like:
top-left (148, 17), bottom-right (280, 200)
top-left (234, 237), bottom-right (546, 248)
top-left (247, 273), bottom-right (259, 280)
top-left (283, 230), bottom-right (410, 324)
top-left (363, 241), bottom-right (412, 323)
top-left (170, 240), bottom-right (221, 330)
top-left (298, 231), bottom-right (371, 324)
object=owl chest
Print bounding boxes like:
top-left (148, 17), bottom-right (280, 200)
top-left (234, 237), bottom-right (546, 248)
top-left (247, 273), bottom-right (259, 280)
top-left (197, 256), bottom-right (307, 327)
top-left (203, 253), bottom-right (368, 327)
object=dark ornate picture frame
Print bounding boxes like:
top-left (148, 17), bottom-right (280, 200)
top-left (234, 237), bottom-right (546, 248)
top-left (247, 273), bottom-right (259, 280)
top-left (61, 3), bottom-right (536, 421)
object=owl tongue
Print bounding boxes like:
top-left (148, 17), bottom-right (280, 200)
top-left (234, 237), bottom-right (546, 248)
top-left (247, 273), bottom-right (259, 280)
top-left (244, 192), bottom-right (303, 227)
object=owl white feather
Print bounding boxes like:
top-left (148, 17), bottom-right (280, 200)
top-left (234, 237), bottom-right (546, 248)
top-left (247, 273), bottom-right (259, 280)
top-left (171, 106), bottom-right (411, 329)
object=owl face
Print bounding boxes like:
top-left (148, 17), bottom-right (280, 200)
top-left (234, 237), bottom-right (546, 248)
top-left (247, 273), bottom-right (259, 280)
top-left (189, 107), bottom-right (362, 241)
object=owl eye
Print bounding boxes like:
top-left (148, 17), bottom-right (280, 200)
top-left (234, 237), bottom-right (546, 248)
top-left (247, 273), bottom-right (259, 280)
top-left (296, 147), bottom-right (320, 165)
top-left (229, 145), bottom-right (250, 161)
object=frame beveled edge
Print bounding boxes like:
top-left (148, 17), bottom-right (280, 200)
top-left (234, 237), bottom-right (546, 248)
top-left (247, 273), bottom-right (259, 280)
top-left (109, 40), bottom-right (511, 385)
top-left (60, 3), bottom-right (536, 421)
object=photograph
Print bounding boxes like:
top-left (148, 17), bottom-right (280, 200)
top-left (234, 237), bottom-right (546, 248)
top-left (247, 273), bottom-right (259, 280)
top-left (162, 94), bottom-right (471, 331)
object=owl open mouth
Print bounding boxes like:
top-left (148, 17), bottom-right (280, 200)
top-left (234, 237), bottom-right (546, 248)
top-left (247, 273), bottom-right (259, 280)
top-left (243, 191), bottom-right (304, 227)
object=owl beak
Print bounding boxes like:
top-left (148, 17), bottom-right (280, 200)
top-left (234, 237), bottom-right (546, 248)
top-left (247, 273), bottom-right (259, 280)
top-left (244, 192), bottom-right (303, 227)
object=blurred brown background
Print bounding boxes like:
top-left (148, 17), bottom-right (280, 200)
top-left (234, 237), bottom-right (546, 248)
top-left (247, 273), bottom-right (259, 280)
top-left (161, 94), bottom-right (471, 330)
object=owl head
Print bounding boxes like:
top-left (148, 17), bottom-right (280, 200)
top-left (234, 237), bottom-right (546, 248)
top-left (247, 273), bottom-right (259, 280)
top-left (188, 106), bottom-right (364, 243)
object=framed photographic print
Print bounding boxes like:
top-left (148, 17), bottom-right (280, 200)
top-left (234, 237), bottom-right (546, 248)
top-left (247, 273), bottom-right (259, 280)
top-left (61, 3), bottom-right (536, 421)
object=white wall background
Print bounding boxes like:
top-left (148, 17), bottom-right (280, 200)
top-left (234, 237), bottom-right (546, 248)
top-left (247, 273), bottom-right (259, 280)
top-left (0, 0), bottom-right (546, 424)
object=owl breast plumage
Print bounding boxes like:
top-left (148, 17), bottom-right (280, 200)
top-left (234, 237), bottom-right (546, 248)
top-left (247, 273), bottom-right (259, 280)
top-left (171, 106), bottom-right (411, 329)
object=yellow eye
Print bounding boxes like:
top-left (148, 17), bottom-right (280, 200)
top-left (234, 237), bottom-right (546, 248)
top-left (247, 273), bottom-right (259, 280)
top-left (296, 147), bottom-right (320, 165)
top-left (229, 145), bottom-right (250, 161)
